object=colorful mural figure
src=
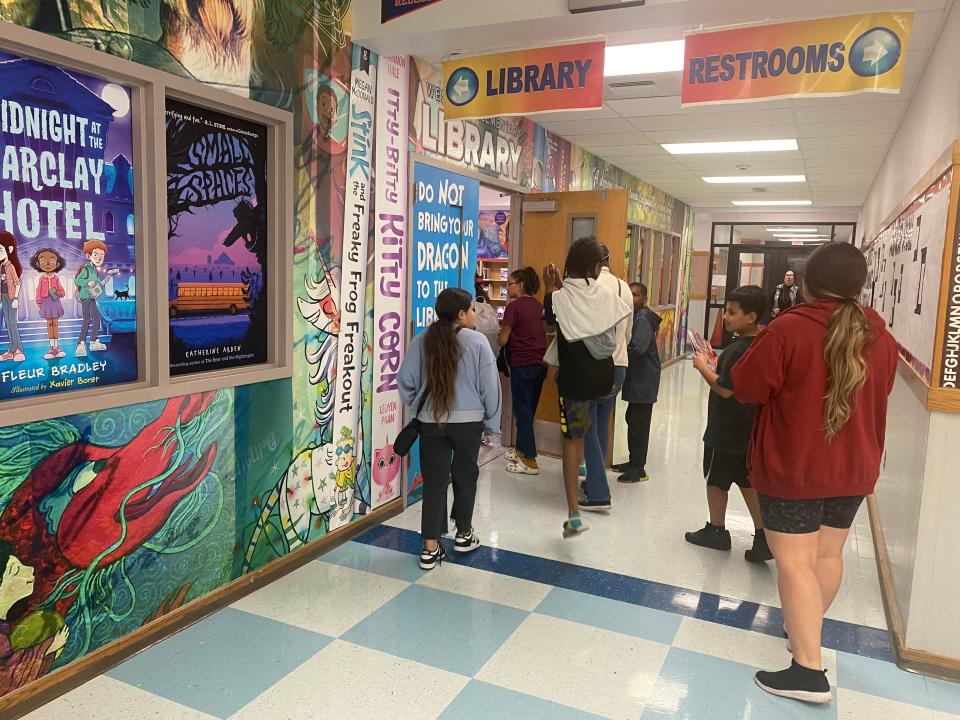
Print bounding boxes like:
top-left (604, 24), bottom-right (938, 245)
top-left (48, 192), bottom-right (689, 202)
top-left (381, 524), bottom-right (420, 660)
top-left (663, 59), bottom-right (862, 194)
top-left (0, 391), bottom-right (234, 690)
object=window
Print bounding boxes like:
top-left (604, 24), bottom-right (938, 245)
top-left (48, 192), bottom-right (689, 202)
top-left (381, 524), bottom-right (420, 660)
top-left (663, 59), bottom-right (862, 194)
top-left (104, 211), bottom-right (115, 233)
top-left (570, 216), bottom-right (596, 245)
top-left (126, 214), bottom-right (135, 235)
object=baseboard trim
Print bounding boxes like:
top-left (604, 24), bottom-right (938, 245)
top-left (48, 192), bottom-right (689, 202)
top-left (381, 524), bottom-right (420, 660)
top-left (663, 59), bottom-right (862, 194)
top-left (867, 495), bottom-right (960, 682)
top-left (0, 500), bottom-right (404, 719)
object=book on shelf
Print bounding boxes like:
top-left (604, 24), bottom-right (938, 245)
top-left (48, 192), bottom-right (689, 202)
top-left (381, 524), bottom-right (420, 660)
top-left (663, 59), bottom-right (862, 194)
top-left (499, 268), bottom-right (509, 280)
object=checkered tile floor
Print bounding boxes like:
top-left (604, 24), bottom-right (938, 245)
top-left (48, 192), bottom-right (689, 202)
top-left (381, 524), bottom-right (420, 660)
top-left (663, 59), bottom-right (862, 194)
top-left (26, 536), bottom-right (960, 720)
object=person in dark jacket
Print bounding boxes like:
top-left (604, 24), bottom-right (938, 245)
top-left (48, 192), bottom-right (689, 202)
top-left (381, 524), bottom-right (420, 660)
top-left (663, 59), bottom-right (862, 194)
top-left (771, 270), bottom-right (800, 318)
top-left (616, 283), bottom-right (661, 484)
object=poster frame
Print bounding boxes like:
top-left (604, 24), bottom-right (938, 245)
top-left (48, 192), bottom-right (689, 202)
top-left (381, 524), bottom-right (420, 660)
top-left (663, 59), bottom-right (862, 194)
top-left (0, 22), bottom-right (293, 429)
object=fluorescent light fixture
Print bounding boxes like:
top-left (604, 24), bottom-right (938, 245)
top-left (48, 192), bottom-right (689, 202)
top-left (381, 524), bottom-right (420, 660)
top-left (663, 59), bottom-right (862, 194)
top-left (731, 200), bottom-right (813, 206)
top-left (605, 40), bottom-right (685, 77)
top-left (704, 175), bottom-right (806, 184)
top-left (766, 227), bottom-right (819, 232)
top-left (775, 236), bottom-right (829, 241)
top-left (663, 139), bottom-right (799, 155)
top-left (772, 232), bottom-right (828, 238)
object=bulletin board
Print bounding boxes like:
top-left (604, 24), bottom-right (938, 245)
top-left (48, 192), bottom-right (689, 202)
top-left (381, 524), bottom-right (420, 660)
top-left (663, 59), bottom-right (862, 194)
top-left (689, 251), bottom-right (710, 301)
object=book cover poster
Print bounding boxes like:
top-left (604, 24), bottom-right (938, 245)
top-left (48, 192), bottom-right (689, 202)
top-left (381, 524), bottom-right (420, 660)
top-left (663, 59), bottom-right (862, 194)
top-left (166, 99), bottom-right (268, 375)
top-left (0, 51), bottom-right (138, 401)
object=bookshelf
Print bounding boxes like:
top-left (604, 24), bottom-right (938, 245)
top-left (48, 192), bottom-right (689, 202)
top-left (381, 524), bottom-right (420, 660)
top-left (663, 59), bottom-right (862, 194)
top-left (478, 258), bottom-right (509, 319)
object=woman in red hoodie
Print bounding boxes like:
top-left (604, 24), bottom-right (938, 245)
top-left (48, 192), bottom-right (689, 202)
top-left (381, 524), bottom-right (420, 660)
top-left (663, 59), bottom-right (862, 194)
top-left (731, 242), bottom-right (897, 704)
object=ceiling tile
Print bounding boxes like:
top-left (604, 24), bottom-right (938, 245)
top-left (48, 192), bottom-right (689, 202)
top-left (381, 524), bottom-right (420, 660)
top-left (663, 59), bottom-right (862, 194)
top-left (796, 119), bottom-right (900, 138)
top-left (537, 117), bottom-right (637, 136)
top-left (644, 126), bottom-right (798, 144)
top-left (793, 101), bottom-right (908, 123)
top-left (626, 108), bottom-right (795, 132)
top-left (563, 132), bottom-right (652, 147)
top-left (799, 134), bottom-right (893, 150)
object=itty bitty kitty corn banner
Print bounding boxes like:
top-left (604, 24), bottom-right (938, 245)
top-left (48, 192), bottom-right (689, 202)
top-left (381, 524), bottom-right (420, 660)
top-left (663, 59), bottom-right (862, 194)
top-left (442, 41), bottom-right (606, 121)
top-left (682, 13), bottom-right (913, 106)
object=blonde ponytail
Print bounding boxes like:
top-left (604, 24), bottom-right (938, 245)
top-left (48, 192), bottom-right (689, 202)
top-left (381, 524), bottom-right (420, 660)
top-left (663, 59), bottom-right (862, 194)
top-left (822, 300), bottom-right (872, 439)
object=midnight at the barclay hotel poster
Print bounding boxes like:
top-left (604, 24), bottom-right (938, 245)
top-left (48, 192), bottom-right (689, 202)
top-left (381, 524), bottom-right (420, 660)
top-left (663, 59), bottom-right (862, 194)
top-left (165, 99), bottom-right (268, 376)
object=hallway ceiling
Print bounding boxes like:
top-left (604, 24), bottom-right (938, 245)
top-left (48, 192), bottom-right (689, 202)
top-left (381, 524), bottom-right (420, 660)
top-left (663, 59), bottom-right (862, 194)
top-left (358, 0), bottom-right (953, 212)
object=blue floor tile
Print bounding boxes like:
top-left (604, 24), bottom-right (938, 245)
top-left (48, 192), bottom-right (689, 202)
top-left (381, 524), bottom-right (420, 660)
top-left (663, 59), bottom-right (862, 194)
top-left (108, 608), bottom-right (331, 718)
top-left (438, 680), bottom-right (607, 720)
top-left (536, 587), bottom-right (681, 646)
top-left (926, 676), bottom-right (960, 715)
top-left (836, 652), bottom-right (931, 707)
top-left (320, 541), bottom-right (424, 582)
top-left (642, 647), bottom-right (837, 720)
top-left (355, 524), bottom-right (893, 662)
top-left (341, 584), bottom-right (528, 677)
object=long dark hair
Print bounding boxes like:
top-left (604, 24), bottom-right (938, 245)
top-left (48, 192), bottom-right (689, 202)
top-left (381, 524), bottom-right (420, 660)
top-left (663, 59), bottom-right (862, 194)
top-left (564, 236), bottom-right (605, 281)
top-left (424, 288), bottom-right (472, 422)
top-left (0, 231), bottom-right (22, 278)
top-left (803, 242), bottom-right (871, 439)
top-left (510, 266), bottom-right (540, 295)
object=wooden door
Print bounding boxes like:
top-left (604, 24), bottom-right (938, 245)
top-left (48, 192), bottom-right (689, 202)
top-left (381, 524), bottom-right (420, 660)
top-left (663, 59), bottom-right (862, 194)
top-left (519, 189), bottom-right (629, 455)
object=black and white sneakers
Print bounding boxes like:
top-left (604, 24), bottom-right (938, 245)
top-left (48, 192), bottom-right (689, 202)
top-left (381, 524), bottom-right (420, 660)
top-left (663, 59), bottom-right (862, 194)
top-left (454, 529), bottom-right (481, 553)
top-left (685, 522), bottom-right (733, 551)
top-left (755, 661), bottom-right (832, 704)
top-left (419, 543), bottom-right (448, 570)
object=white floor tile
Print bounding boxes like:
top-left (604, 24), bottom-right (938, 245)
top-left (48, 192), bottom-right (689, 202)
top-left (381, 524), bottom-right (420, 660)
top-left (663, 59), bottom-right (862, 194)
top-left (21, 675), bottom-right (219, 720)
top-left (389, 362), bottom-right (888, 629)
top-left (476, 613), bottom-right (669, 720)
top-left (672, 616), bottom-right (838, 676)
top-left (416, 561), bottom-right (553, 611)
top-left (838, 688), bottom-right (937, 719)
top-left (230, 561), bottom-right (409, 637)
top-left (231, 639), bottom-right (469, 720)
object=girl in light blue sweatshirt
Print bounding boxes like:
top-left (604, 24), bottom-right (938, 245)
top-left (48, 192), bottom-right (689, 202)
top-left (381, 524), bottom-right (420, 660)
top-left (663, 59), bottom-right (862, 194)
top-left (398, 288), bottom-right (502, 570)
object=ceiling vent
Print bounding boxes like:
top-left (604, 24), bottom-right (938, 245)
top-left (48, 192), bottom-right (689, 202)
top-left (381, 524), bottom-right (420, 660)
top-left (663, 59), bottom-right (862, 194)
top-left (569, 0), bottom-right (646, 12)
top-left (752, 187), bottom-right (768, 193)
top-left (607, 80), bottom-right (656, 89)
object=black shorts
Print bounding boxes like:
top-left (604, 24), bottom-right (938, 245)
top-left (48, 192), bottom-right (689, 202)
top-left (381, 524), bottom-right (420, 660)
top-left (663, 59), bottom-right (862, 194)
top-left (758, 494), bottom-right (866, 534)
top-left (703, 447), bottom-right (751, 491)
top-left (558, 396), bottom-right (591, 439)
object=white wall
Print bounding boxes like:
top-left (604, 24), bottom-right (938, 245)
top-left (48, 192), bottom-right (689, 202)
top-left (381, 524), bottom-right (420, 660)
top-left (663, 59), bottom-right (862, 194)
top-left (860, 0), bottom-right (960, 239)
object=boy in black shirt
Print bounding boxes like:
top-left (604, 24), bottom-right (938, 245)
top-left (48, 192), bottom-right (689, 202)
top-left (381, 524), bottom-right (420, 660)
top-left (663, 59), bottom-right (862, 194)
top-left (687, 285), bottom-right (772, 563)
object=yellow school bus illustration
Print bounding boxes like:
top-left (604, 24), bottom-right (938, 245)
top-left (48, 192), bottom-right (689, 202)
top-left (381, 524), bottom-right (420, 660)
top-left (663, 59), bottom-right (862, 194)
top-left (169, 282), bottom-right (251, 317)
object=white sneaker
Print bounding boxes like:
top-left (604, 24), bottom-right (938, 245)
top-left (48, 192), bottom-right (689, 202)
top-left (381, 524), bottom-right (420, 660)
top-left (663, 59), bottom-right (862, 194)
top-left (89, 341), bottom-right (107, 352)
top-left (75, 343), bottom-right (87, 357)
top-left (505, 459), bottom-right (540, 475)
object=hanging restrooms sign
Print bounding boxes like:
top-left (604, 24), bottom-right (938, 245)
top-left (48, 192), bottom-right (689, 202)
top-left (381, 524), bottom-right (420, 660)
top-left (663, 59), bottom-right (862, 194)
top-left (382, 0), bottom-right (445, 22)
top-left (371, 55), bottom-right (410, 507)
top-left (442, 40), bottom-right (606, 120)
top-left (681, 12), bottom-right (914, 106)
top-left (325, 46), bottom-right (378, 528)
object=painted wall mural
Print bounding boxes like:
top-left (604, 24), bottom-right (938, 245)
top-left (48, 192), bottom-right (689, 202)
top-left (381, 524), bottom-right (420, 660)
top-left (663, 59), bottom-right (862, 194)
top-left (0, 391), bottom-right (235, 694)
top-left (0, 0), bottom-right (358, 700)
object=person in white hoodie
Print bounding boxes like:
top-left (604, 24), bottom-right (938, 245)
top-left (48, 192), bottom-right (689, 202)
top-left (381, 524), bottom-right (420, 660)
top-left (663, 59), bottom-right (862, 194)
top-left (580, 245), bottom-right (633, 512)
top-left (543, 237), bottom-right (633, 538)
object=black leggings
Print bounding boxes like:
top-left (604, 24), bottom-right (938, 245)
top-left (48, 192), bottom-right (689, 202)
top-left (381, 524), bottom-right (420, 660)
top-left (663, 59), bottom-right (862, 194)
top-left (419, 422), bottom-right (483, 540)
top-left (758, 494), bottom-right (865, 534)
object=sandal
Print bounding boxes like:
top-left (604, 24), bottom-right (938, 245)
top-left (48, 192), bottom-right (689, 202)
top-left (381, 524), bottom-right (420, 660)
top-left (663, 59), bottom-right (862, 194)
top-left (505, 448), bottom-right (522, 461)
top-left (505, 460), bottom-right (540, 475)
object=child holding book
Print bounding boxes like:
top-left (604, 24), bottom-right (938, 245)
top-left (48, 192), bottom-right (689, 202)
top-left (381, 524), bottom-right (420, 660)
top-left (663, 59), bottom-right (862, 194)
top-left (687, 285), bottom-right (772, 563)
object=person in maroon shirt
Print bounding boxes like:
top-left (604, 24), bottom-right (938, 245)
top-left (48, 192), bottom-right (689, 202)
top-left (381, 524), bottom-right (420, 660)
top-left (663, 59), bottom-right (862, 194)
top-left (499, 267), bottom-right (547, 474)
top-left (731, 242), bottom-right (897, 704)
